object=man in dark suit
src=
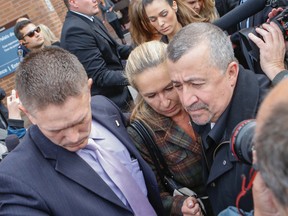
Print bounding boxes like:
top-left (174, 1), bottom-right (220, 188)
top-left (0, 47), bottom-right (164, 216)
top-left (61, 0), bottom-right (133, 112)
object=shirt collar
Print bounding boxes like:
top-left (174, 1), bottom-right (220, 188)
top-left (89, 121), bottom-right (104, 140)
top-left (70, 10), bottom-right (94, 22)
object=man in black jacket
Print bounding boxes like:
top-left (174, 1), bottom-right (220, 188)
top-left (167, 22), bottom-right (270, 215)
top-left (61, 0), bottom-right (133, 112)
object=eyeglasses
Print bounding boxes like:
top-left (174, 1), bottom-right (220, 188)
top-left (21, 26), bottom-right (41, 39)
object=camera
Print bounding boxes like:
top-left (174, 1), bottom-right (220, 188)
top-left (230, 119), bottom-right (256, 165)
top-left (239, 8), bottom-right (288, 62)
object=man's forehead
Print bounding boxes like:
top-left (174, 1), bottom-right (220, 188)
top-left (21, 24), bottom-right (36, 32)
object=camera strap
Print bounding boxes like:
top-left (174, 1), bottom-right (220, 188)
top-left (236, 168), bottom-right (257, 216)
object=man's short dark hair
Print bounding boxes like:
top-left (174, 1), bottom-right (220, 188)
top-left (63, 0), bottom-right (70, 9)
top-left (14, 20), bottom-right (32, 40)
top-left (15, 46), bottom-right (89, 113)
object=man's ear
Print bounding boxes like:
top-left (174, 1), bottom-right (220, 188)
top-left (69, 0), bottom-right (77, 8)
top-left (18, 104), bottom-right (36, 125)
top-left (20, 39), bottom-right (26, 46)
top-left (88, 78), bottom-right (93, 90)
top-left (226, 61), bottom-right (239, 87)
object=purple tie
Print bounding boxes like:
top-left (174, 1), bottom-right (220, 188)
top-left (87, 138), bottom-right (157, 216)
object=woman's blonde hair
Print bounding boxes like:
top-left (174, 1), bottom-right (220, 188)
top-left (199, 0), bottom-right (219, 22)
top-left (125, 41), bottom-right (168, 128)
top-left (38, 24), bottom-right (58, 46)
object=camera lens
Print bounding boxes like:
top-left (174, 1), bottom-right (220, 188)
top-left (231, 119), bottom-right (256, 165)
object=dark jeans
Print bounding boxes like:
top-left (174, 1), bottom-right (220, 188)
top-left (109, 19), bottom-right (124, 39)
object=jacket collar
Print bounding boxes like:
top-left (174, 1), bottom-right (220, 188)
top-left (67, 11), bottom-right (114, 45)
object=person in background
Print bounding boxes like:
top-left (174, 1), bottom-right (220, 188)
top-left (61, 0), bottom-right (133, 112)
top-left (125, 41), bottom-right (211, 216)
top-left (38, 24), bottom-right (60, 46)
top-left (14, 19), bottom-right (45, 62)
top-left (143, 0), bottom-right (205, 43)
top-left (185, 0), bottom-right (219, 22)
top-left (0, 88), bottom-right (26, 139)
top-left (98, 0), bottom-right (127, 45)
top-left (6, 90), bottom-right (26, 139)
top-left (0, 47), bottom-right (164, 215)
top-left (129, 0), bottom-right (162, 46)
top-left (15, 17), bottom-right (30, 62)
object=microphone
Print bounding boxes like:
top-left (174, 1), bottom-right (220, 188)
top-left (213, 0), bottom-right (268, 31)
top-left (5, 134), bottom-right (20, 152)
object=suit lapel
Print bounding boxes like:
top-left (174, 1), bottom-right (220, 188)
top-left (29, 125), bottom-right (129, 211)
top-left (92, 17), bottom-right (115, 45)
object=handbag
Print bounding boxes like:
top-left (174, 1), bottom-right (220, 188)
top-left (130, 120), bottom-right (207, 214)
top-left (114, 10), bottom-right (123, 19)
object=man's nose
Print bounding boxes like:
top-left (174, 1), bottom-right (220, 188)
top-left (65, 127), bottom-right (80, 143)
top-left (182, 87), bottom-right (198, 107)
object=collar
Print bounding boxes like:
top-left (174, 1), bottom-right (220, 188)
top-left (70, 10), bottom-right (94, 22)
top-left (206, 104), bottom-right (231, 149)
top-left (193, 104), bottom-right (231, 151)
top-left (89, 121), bottom-right (105, 140)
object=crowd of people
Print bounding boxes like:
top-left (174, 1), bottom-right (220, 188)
top-left (0, 0), bottom-right (288, 215)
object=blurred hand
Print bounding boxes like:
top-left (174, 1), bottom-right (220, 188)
top-left (248, 22), bottom-right (286, 80)
top-left (182, 196), bottom-right (203, 216)
top-left (267, 7), bottom-right (283, 22)
top-left (6, 90), bottom-right (22, 120)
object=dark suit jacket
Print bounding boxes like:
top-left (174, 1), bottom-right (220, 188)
top-left (61, 11), bottom-right (133, 111)
top-left (193, 67), bottom-right (270, 215)
top-left (0, 96), bottom-right (164, 216)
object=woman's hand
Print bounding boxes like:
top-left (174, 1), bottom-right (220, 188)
top-left (182, 196), bottom-right (203, 216)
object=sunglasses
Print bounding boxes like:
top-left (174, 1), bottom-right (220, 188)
top-left (22, 26), bottom-right (41, 39)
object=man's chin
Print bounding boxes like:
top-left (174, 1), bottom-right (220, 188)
top-left (191, 116), bottom-right (211, 126)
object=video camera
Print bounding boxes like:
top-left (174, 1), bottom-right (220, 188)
top-left (230, 119), bottom-right (256, 165)
top-left (239, 7), bottom-right (288, 63)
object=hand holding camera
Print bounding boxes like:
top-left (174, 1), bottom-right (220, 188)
top-left (248, 21), bottom-right (286, 80)
top-left (240, 8), bottom-right (287, 78)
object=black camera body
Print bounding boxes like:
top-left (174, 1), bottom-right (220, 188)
top-left (230, 119), bottom-right (256, 165)
top-left (239, 8), bottom-right (288, 62)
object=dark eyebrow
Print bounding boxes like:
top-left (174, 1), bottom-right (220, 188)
top-left (164, 81), bottom-right (173, 88)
